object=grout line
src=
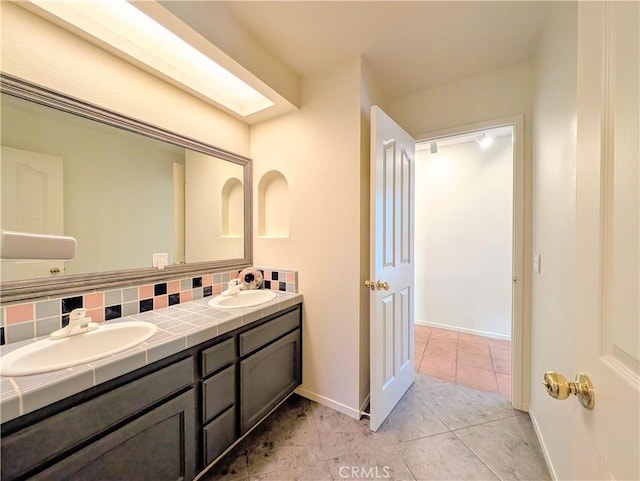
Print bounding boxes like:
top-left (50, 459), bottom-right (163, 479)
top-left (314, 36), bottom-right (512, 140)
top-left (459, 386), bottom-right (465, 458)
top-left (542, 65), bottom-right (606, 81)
top-left (451, 429), bottom-right (505, 481)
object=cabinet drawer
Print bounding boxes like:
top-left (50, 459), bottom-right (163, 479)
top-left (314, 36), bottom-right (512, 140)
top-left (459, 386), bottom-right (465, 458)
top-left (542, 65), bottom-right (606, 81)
top-left (201, 337), bottom-right (235, 377)
top-left (203, 406), bottom-right (236, 466)
top-left (1, 357), bottom-right (194, 481)
top-left (239, 308), bottom-right (299, 356)
top-left (202, 365), bottom-right (235, 424)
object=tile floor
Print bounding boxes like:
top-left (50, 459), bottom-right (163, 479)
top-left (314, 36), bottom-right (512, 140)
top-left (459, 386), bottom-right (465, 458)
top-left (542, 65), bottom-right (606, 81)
top-left (198, 376), bottom-right (550, 481)
top-left (415, 325), bottom-right (511, 398)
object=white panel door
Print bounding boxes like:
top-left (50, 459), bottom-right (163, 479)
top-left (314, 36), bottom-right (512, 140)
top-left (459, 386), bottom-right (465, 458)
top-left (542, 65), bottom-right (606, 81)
top-left (1, 146), bottom-right (64, 281)
top-left (370, 106), bottom-right (415, 431)
top-left (573, 3), bottom-right (639, 479)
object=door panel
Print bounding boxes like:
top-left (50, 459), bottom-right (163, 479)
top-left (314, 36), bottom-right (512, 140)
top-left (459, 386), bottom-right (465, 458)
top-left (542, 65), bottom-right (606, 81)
top-left (574, 3), bottom-right (639, 479)
top-left (0, 146), bottom-right (64, 280)
top-left (370, 106), bottom-right (415, 431)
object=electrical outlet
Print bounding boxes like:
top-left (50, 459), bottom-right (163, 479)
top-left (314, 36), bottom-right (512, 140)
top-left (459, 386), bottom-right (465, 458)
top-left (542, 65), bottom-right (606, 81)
top-left (152, 253), bottom-right (168, 270)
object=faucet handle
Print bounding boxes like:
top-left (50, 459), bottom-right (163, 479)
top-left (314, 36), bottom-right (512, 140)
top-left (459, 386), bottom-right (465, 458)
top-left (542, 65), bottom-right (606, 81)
top-left (69, 308), bottom-right (87, 321)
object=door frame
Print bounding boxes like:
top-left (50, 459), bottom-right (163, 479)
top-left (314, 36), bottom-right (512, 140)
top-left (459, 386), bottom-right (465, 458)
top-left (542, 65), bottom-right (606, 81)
top-left (415, 114), bottom-right (528, 410)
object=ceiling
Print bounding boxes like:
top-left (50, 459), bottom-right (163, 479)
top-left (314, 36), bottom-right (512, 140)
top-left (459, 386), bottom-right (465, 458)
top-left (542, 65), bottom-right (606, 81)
top-left (218, 1), bottom-right (551, 100)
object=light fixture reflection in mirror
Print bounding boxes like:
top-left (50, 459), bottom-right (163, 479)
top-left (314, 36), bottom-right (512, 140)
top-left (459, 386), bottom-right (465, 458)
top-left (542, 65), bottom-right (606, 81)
top-left (0, 74), bottom-right (252, 302)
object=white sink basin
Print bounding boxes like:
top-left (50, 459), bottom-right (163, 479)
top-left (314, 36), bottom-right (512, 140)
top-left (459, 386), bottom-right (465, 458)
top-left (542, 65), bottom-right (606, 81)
top-left (0, 321), bottom-right (157, 376)
top-left (208, 289), bottom-right (277, 309)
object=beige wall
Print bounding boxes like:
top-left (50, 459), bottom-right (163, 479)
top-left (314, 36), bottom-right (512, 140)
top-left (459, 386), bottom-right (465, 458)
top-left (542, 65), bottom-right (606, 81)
top-left (251, 57), bottom-right (366, 416)
top-left (0, 2), bottom-right (249, 156)
top-left (415, 136), bottom-right (514, 339)
top-left (529, 3), bottom-right (578, 480)
top-left (386, 62), bottom-right (534, 137)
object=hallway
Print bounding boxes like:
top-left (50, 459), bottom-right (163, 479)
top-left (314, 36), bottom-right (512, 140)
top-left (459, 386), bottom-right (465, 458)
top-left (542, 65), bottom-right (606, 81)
top-left (415, 325), bottom-right (511, 398)
top-left (199, 375), bottom-right (548, 481)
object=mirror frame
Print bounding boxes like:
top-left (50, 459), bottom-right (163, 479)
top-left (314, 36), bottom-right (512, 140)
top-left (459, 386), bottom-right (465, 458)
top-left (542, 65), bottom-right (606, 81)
top-left (0, 73), bottom-right (252, 303)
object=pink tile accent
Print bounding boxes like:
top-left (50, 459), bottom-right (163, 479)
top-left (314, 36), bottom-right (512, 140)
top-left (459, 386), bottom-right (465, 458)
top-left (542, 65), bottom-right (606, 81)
top-left (181, 290), bottom-right (193, 302)
top-left (456, 366), bottom-right (498, 394)
top-left (139, 284), bottom-right (153, 299)
top-left (416, 326), bottom-right (511, 400)
top-left (424, 346), bottom-right (457, 363)
top-left (430, 328), bottom-right (459, 341)
top-left (496, 373), bottom-right (511, 397)
top-left (286, 272), bottom-right (295, 283)
top-left (492, 357), bottom-right (511, 374)
top-left (6, 303), bottom-right (35, 325)
top-left (490, 346), bottom-right (511, 360)
top-left (427, 337), bottom-right (458, 350)
top-left (264, 270), bottom-right (272, 280)
top-left (489, 338), bottom-right (511, 349)
top-left (458, 332), bottom-right (489, 345)
top-left (213, 284), bottom-right (222, 295)
top-left (414, 355), bottom-right (423, 370)
top-left (418, 357), bottom-right (456, 381)
top-left (457, 351), bottom-right (494, 371)
top-left (203, 274), bottom-right (213, 287)
top-left (167, 281), bottom-right (180, 294)
top-left (154, 295), bottom-right (168, 309)
top-left (458, 341), bottom-right (490, 356)
top-left (86, 308), bottom-right (105, 323)
top-left (84, 293), bottom-right (104, 310)
top-left (415, 326), bottom-right (431, 344)
top-left (229, 270), bottom-right (238, 279)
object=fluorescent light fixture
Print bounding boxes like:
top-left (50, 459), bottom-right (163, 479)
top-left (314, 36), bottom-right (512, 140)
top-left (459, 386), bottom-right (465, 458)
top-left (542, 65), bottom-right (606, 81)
top-left (27, 0), bottom-right (274, 117)
top-left (1, 231), bottom-right (77, 260)
top-left (475, 133), bottom-right (494, 149)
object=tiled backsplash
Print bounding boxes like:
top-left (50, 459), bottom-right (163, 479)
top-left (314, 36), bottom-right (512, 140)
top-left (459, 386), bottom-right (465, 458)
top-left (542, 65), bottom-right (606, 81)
top-left (0, 267), bottom-right (298, 346)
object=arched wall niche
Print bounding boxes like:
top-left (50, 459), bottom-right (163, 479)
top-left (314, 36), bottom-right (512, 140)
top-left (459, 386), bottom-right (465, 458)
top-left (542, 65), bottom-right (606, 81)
top-left (221, 177), bottom-right (244, 237)
top-left (258, 170), bottom-right (289, 238)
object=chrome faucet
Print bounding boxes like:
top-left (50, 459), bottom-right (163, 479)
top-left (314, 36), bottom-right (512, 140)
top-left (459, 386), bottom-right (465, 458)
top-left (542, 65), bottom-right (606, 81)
top-left (50, 308), bottom-right (99, 339)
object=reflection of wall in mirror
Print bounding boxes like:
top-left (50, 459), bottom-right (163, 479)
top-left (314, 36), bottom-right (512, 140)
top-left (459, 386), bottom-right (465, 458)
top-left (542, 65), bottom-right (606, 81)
top-left (185, 150), bottom-right (244, 262)
top-left (1, 103), bottom-right (179, 277)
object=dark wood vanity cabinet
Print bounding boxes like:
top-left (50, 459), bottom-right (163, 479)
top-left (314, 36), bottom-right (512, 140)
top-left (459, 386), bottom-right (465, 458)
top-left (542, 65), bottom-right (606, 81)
top-left (1, 357), bottom-right (197, 481)
top-left (0, 303), bottom-right (302, 481)
top-left (199, 305), bottom-right (302, 466)
top-left (239, 309), bottom-right (301, 434)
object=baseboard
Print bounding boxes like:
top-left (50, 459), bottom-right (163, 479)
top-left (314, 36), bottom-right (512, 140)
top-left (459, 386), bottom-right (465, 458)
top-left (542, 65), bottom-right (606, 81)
top-left (415, 319), bottom-right (511, 341)
top-left (294, 387), bottom-right (363, 420)
top-left (528, 407), bottom-right (558, 481)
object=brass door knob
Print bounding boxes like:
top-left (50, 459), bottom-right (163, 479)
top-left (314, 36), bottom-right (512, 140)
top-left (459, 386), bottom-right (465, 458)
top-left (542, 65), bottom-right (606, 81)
top-left (364, 280), bottom-right (375, 291)
top-left (543, 371), bottom-right (595, 410)
top-left (376, 280), bottom-right (389, 291)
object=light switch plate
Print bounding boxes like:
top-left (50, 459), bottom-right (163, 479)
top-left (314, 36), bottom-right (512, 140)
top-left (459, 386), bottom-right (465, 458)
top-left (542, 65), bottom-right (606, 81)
top-left (152, 253), bottom-right (168, 269)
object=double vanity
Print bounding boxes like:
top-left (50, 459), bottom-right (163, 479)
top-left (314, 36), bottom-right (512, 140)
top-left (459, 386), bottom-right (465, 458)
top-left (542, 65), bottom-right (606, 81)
top-left (0, 291), bottom-right (302, 481)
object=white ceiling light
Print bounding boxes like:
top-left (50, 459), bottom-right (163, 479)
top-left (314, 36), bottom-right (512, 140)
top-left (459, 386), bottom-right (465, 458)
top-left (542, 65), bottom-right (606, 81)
top-left (26, 0), bottom-right (275, 117)
top-left (475, 133), bottom-right (494, 149)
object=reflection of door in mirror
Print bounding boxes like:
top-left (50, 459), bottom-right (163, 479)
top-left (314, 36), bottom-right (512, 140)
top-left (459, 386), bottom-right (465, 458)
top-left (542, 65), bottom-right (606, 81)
top-left (185, 150), bottom-right (244, 262)
top-left (1, 146), bottom-right (65, 281)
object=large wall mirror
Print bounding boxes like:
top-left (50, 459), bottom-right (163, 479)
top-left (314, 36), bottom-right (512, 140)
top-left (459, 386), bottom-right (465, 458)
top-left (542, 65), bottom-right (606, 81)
top-left (0, 74), bottom-right (252, 302)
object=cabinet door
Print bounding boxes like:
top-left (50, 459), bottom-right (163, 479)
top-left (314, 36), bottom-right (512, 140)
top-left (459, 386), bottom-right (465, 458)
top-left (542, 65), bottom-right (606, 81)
top-left (240, 329), bottom-right (301, 433)
top-left (30, 391), bottom-right (196, 481)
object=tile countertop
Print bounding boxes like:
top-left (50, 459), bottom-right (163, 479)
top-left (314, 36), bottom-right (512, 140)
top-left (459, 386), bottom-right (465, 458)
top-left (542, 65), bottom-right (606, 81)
top-left (0, 291), bottom-right (303, 424)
